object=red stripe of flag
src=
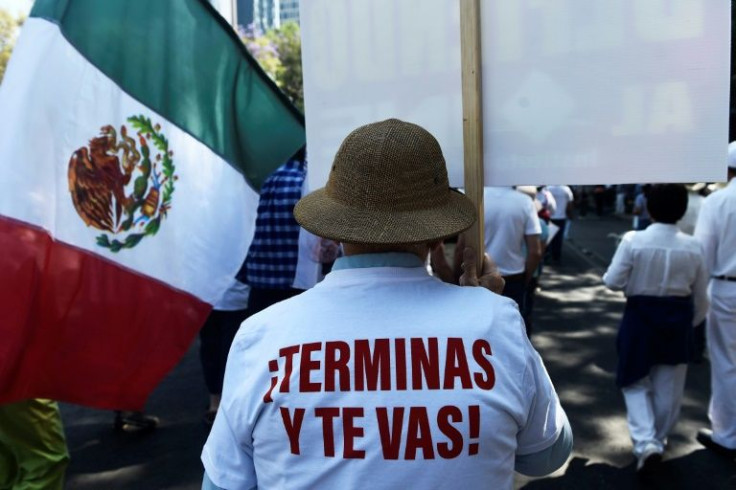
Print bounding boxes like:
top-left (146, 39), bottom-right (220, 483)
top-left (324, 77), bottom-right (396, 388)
top-left (0, 215), bottom-right (211, 410)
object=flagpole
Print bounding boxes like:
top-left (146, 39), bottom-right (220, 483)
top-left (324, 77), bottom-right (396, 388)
top-left (230, 0), bottom-right (238, 30)
top-left (459, 0), bottom-right (485, 271)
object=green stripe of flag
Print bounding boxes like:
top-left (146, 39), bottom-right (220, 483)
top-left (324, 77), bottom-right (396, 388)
top-left (32, 0), bottom-right (305, 191)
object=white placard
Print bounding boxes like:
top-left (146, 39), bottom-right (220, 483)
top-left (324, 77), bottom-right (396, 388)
top-left (301, 0), bottom-right (730, 189)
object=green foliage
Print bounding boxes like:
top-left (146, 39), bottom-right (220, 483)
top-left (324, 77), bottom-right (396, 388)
top-left (96, 234), bottom-right (111, 248)
top-left (145, 217), bottom-right (161, 235)
top-left (0, 9), bottom-right (24, 84)
top-left (133, 175), bottom-right (148, 200)
top-left (245, 34), bottom-right (282, 80)
top-left (242, 21), bottom-right (303, 112)
top-left (96, 232), bottom-right (143, 253)
top-left (266, 22), bottom-right (303, 112)
top-left (128, 115), bottom-right (175, 209)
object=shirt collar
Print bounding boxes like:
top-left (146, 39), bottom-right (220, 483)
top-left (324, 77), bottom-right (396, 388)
top-left (332, 253), bottom-right (425, 270)
top-left (647, 222), bottom-right (678, 232)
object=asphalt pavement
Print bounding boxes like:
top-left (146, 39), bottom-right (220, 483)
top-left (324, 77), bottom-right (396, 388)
top-left (60, 214), bottom-right (736, 489)
top-left (515, 214), bottom-right (735, 489)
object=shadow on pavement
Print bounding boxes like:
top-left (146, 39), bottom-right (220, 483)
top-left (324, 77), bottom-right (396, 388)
top-left (521, 452), bottom-right (736, 490)
top-left (65, 424), bottom-right (206, 488)
top-left (61, 343), bottom-right (209, 489)
top-left (515, 251), bottom-right (733, 488)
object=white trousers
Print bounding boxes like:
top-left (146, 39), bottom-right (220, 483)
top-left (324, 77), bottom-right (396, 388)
top-left (707, 281), bottom-right (736, 449)
top-left (622, 364), bottom-right (688, 456)
top-left (615, 193), bottom-right (625, 214)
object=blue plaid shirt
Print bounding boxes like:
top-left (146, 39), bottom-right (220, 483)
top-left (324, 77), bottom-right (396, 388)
top-left (237, 159), bottom-right (305, 289)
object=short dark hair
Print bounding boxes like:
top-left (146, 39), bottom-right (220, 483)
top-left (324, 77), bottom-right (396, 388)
top-left (646, 184), bottom-right (688, 224)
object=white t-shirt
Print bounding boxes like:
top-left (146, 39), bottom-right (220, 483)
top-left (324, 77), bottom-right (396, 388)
top-left (202, 264), bottom-right (566, 490)
top-left (547, 186), bottom-right (574, 220)
top-left (536, 188), bottom-right (557, 215)
top-left (694, 179), bottom-right (736, 278)
top-left (214, 278), bottom-right (250, 311)
top-left (483, 187), bottom-right (542, 276)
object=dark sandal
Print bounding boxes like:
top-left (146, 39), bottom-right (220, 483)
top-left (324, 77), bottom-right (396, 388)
top-left (114, 410), bottom-right (160, 432)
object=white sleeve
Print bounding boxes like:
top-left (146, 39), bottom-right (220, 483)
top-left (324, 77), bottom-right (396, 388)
top-left (545, 191), bottom-right (557, 215)
top-left (201, 333), bottom-right (260, 490)
top-left (692, 249), bottom-right (710, 326)
top-left (693, 201), bottom-right (717, 274)
top-left (524, 199), bottom-right (542, 235)
top-left (201, 408), bottom-right (257, 490)
top-left (602, 232), bottom-right (634, 291)
top-left (516, 337), bottom-right (569, 455)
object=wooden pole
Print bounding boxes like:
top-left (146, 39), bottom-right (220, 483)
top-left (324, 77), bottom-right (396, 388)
top-left (459, 0), bottom-right (485, 271)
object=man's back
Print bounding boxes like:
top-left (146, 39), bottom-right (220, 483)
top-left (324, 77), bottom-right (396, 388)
top-left (483, 187), bottom-right (541, 276)
top-left (603, 224), bottom-right (709, 325)
top-left (547, 186), bottom-right (573, 220)
top-left (203, 119), bottom-right (570, 489)
top-left (203, 262), bottom-right (565, 489)
top-left (695, 181), bottom-right (736, 276)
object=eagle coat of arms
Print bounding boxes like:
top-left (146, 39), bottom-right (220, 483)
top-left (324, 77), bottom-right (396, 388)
top-left (68, 115), bottom-right (177, 252)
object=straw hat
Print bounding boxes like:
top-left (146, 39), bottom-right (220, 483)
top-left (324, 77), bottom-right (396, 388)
top-left (294, 119), bottom-right (476, 244)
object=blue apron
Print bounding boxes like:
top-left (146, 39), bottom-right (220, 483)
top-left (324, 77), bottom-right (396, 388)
top-left (616, 295), bottom-right (694, 388)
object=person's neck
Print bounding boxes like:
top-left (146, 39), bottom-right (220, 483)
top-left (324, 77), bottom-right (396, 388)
top-left (342, 243), bottom-right (431, 261)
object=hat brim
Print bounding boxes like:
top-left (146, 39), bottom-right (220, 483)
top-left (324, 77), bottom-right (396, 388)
top-left (294, 188), bottom-right (477, 245)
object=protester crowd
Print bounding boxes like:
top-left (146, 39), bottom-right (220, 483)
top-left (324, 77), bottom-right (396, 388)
top-left (1, 121), bottom-right (735, 489)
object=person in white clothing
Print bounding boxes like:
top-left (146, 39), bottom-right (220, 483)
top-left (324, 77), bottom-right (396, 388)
top-left (693, 143), bottom-right (736, 457)
top-left (603, 184), bottom-right (709, 474)
top-left (546, 185), bottom-right (574, 263)
top-left (632, 185), bottom-right (652, 231)
top-left (536, 186), bottom-right (557, 219)
top-left (482, 186), bottom-right (542, 334)
top-left (201, 119), bottom-right (572, 490)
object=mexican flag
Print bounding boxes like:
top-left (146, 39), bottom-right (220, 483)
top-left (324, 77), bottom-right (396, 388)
top-left (0, 0), bottom-right (305, 409)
